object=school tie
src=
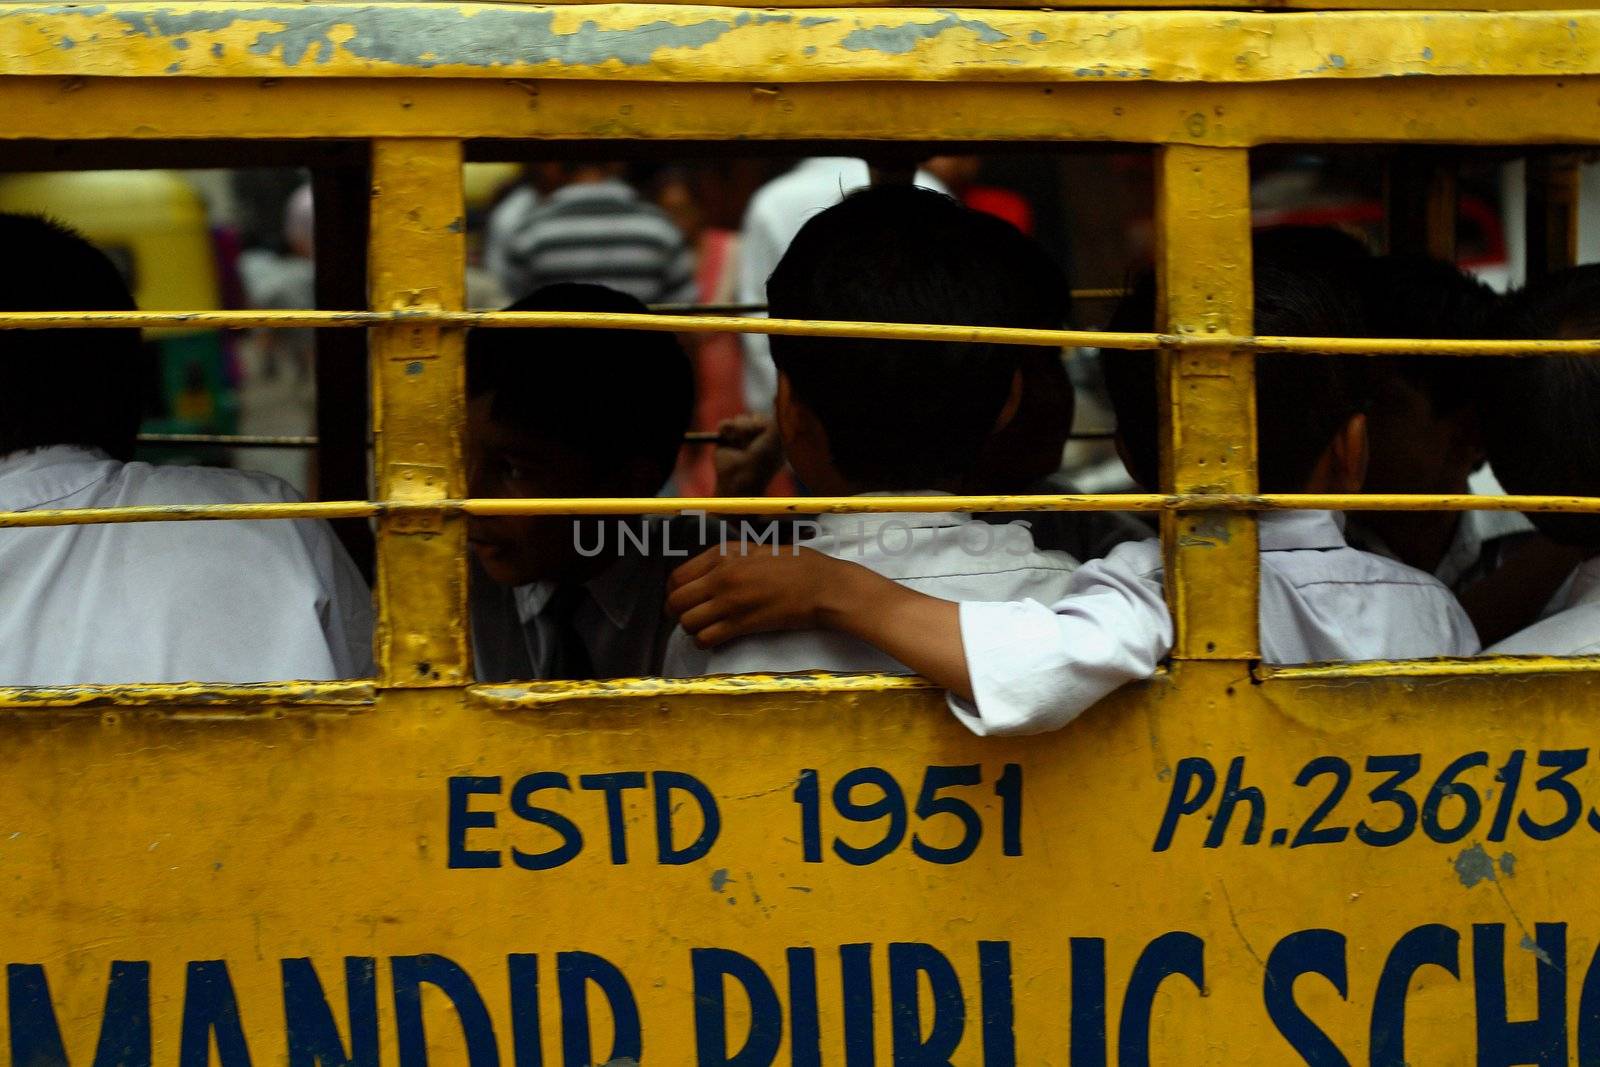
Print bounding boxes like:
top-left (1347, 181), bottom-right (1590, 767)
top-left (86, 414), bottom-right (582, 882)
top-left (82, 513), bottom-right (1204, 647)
top-left (542, 585), bottom-right (596, 681)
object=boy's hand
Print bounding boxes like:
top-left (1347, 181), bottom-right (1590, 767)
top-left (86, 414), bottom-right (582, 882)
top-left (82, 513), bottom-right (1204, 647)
top-left (667, 545), bottom-right (853, 649)
top-left (667, 541), bottom-right (974, 701)
top-left (712, 414), bottom-right (785, 498)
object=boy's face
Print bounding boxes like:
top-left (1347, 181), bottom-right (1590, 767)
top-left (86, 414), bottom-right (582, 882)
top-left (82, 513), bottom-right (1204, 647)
top-left (466, 395), bottom-right (616, 588)
top-left (1363, 371), bottom-right (1482, 496)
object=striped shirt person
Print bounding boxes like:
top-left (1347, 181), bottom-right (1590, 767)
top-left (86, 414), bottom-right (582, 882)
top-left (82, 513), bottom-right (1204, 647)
top-left (493, 176), bottom-right (696, 306)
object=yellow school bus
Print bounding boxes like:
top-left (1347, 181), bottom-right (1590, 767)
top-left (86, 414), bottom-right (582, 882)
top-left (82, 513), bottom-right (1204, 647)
top-left (3, 1), bottom-right (1600, 1063)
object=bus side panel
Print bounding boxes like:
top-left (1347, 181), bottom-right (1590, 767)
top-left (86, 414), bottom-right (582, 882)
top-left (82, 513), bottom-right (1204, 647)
top-left (0, 669), bottom-right (1592, 1064)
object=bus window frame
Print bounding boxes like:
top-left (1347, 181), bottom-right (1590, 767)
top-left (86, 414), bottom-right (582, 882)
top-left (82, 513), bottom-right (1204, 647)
top-left (1, 2), bottom-right (1600, 703)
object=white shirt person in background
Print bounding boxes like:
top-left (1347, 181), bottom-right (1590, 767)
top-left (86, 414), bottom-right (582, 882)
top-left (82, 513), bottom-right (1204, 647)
top-left (0, 213), bottom-right (373, 685)
top-left (1480, 266), bottom-right (1600, 657)
top-left (667, 229), bottom-right (1478, 732)
top-left (666, 186), bottom-right (1079, 677)
top-left (735, 158), bottom-right (948, 414)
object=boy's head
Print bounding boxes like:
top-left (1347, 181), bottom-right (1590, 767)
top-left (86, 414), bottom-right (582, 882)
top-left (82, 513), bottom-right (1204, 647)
top-left (1483, 265), bottom-right (1600, 550)
top-left (969, 348), bottom-right (1074, 492)
top-left (466, 283), bottom-right (693, 586)
top-left (766, 185), bottom-right (1069, 494)
top-left (0, 213), bottom-right (145, 461)
top-left (1104, 226), bottom-right (1373, 494)
top-left (1359, 254), bottom-right (1499, 497)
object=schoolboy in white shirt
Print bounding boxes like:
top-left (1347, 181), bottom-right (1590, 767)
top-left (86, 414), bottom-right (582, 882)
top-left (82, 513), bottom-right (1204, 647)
top-left (467, 283), bottom-right (700, 681)
top-left (663, 186), bottom-right (1079, 677)
top-left (0, 213), bottom-right (374, 684)
top-left (1343, 253), bottom-right (1578, 645)
top-left (1481, 266), bottom-right (1600, 656)
top-left (667, 228), bottom-right (1479, 731)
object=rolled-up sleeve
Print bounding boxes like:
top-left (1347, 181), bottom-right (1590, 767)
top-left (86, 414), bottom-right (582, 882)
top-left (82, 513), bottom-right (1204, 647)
top-left (948, 555), bottom-right (1173, 736)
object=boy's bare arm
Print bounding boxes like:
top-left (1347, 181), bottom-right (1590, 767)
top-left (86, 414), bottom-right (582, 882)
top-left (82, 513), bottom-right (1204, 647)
top-left (666, 546), bottom-right (974, 701)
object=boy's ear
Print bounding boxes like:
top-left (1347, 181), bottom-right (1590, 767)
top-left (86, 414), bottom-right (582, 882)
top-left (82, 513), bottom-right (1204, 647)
top-left (991, 368), bottom-right (1025, 435)
top-left (775, 371), bottom-right (799, 445)
top-left (776, 371), bottom-right (829, 451)
top-left (1328, 412), bottom-right (1370, 494)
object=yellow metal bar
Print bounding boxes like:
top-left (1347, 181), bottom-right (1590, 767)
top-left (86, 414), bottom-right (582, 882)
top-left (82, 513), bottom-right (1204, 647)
top-left (1245, 336), bottom-right (1600, 357)
top-left (472, 673), bottom-right (937, 708)
top-left (10, 75), bottom-right (1600, 148)
top-left (369, 139), bottom-right (468, 688)
top-left (0, 680), bottom-right (376, 710)
top-left (12, 493), bottom-right (1600, 531)
top-left (1260, 655), bottom-right (1600, 680)
top-left (10, 308), bottom-right (1600, 357)
top-left (1157, 145), bottom-right (1258, 661)
top-left (13, 6), bottom-right (1600, 84)
top-left (0, 501), bottom-right (382, 528)
top-left (489, 656), bottom-right (1600, 707)
top-left (464, 493), bottom-right (1600, 515)
top-left (8, 655), bottom-right (1600, 713)
top-left (0, 308), bottom-right (1150, 345)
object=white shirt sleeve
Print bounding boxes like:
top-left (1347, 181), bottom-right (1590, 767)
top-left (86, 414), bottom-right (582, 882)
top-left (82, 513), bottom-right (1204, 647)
top-left (949, 553), bottom-right (1174, 736)
top-left (662, 625), bottom-right (712, 677)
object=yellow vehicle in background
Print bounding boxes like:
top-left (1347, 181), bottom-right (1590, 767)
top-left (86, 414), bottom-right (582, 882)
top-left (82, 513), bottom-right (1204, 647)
top-left (2, 1), bottom-right (1600, 1064)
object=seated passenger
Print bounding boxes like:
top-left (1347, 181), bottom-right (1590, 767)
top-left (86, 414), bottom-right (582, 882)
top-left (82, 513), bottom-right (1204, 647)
top-left (968, 347), bottom-right (1151, 562)
top-left (666, 228), bottom-right (1478, 731)
top-left (1482, 266), bottom-right (1600, 656)
top-left (467, 283), bottom-right (697, 681)
top-left (664, 186), bottom-right (1079, 677)
top-left (0, 214), bottom-right (373, 684)
top-left (1344, 254), bottom-right (1575, 644)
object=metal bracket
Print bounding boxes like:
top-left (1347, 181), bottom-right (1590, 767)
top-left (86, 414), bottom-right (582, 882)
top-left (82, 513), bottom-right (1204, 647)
top-left (385, 288), bottom-right (443, 361)
top-left (386, 462), bottom-right (448, 534)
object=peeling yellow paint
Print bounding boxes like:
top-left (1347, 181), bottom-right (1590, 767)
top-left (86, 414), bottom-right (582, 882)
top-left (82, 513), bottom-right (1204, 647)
top-left (9, 5), bottom-right (1600, 83)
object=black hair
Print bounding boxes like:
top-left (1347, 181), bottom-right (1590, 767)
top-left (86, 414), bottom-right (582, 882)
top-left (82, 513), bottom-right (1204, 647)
top-left (766, 185), bottom-right (1068, 489)
top-left (1103, 227), bottom-right (1373, 493)
top-left (0, 213), bottom-right (144, 460)
top-left (1482, 265), bottom-right (1600, 549)
top-left (467, 283), bottom-right (693, 474)
top-left (1361, 254), bottom-right (1500, 416)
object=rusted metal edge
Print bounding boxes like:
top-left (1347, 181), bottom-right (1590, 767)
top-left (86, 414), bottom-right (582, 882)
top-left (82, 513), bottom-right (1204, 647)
top-left (0, 680), bottom-right (377, 711)
top-left (470, 673), bottom-right (938, 707)
top-left (3, 660), bottom-right (1599, 713)
top-left (1258, 656), bottom-right (1600, 681)
top-left (8, 5), bottom-right (1600, 85)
